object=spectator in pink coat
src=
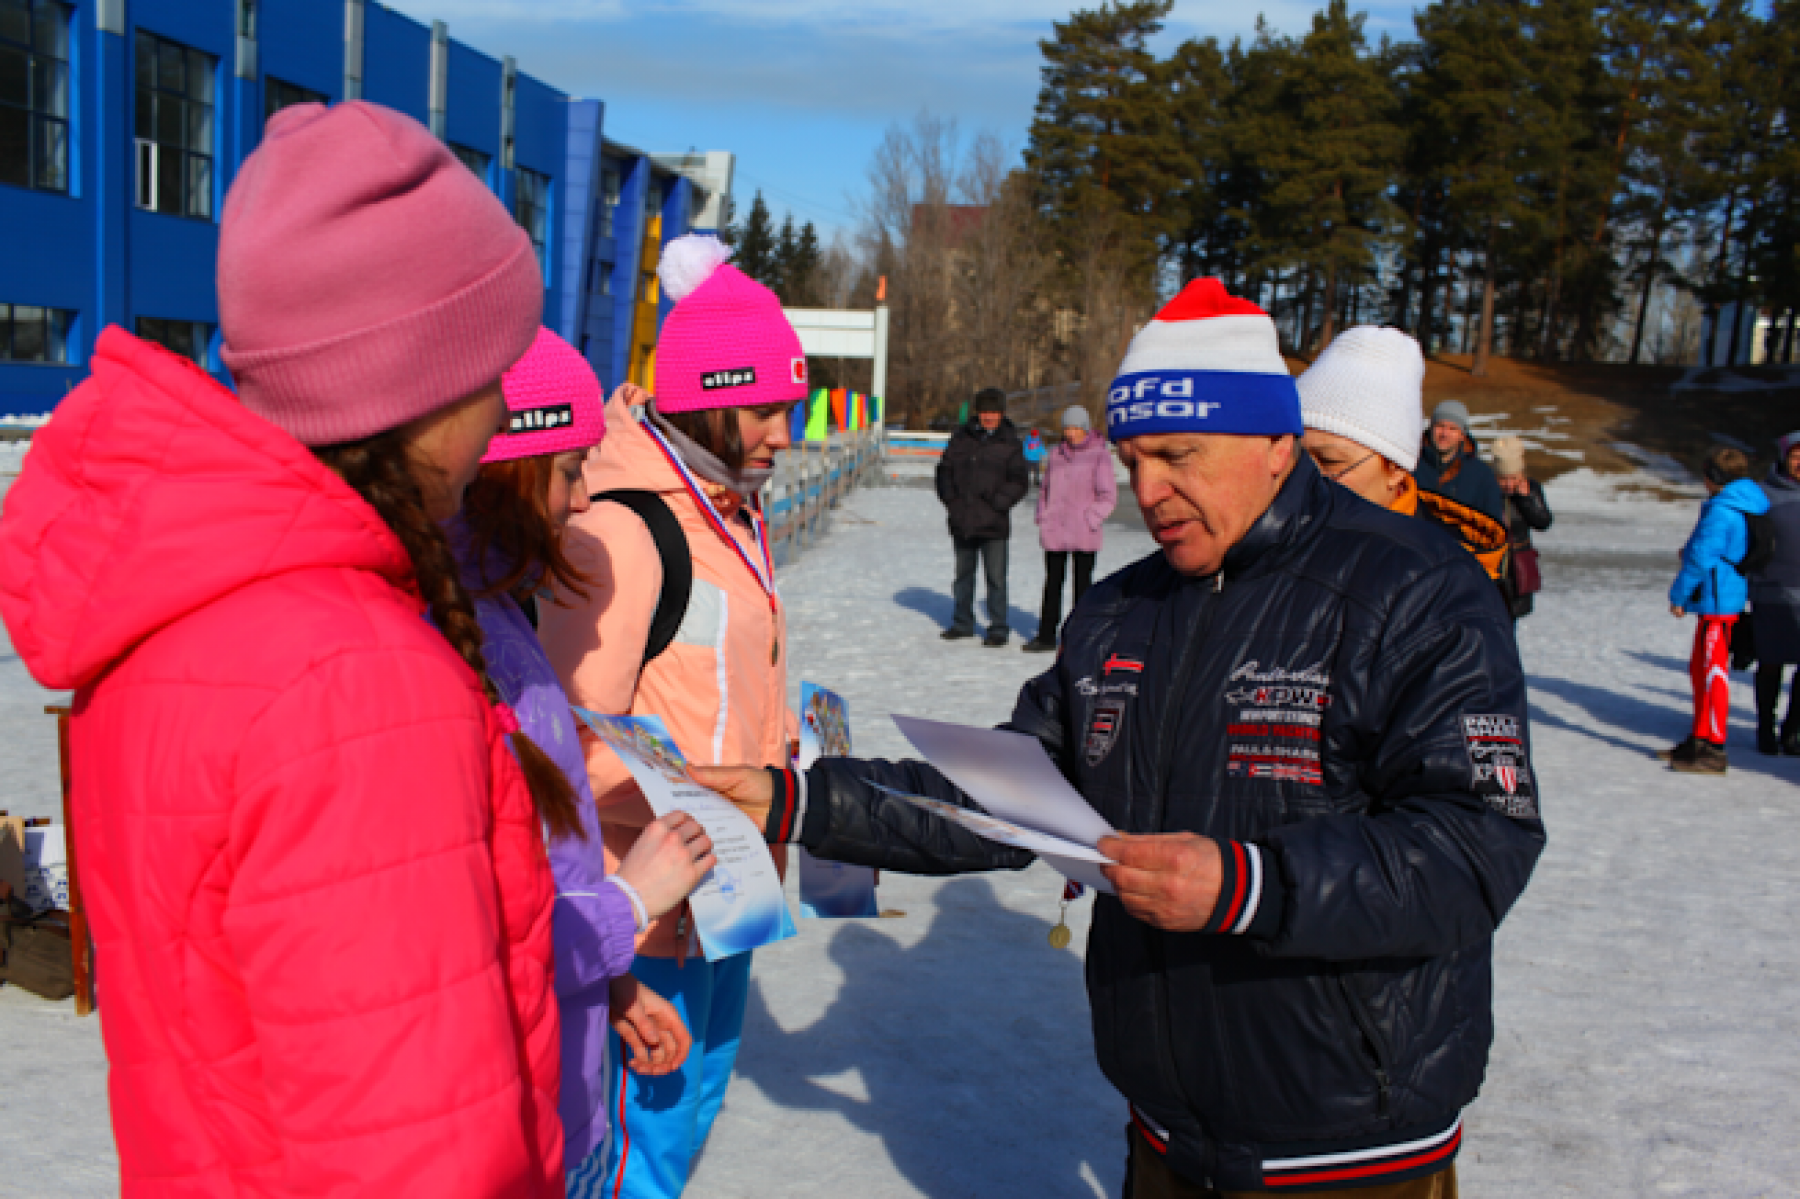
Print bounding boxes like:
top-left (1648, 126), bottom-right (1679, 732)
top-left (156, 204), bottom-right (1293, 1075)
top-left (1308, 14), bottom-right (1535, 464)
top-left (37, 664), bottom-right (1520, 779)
top-left (1024, 405), bottom-right (1118, 651)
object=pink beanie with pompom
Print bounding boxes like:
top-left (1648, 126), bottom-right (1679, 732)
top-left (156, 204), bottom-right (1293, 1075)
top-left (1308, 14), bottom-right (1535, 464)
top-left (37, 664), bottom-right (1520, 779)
top-left (650, 235), bottom-right (809, 413)
top-left (218, 101), bottom-right (543, 446)
top-left (483, 328), bottom-right (606, 463)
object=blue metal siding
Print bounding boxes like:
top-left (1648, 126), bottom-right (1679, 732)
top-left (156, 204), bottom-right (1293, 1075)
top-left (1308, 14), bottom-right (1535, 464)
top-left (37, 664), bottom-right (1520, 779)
top-left (261, 0), bottom-right (344, 101)
top-left (606, 155), bottom-right (650, 393)
top-left (511, 74), bottom-right (561, 176)
top-left (444, 42), bottom-right (500, 161)
top-left (0, 1), bottom-right (719, 418)
top-left (131, 0), bottom-right (230, 58)
top-left (359, 4), bottom-right (429, 123)
top-left (559, 99), bottom-right (603, 351)
top-left (658, 176), bottom-right (691, 327)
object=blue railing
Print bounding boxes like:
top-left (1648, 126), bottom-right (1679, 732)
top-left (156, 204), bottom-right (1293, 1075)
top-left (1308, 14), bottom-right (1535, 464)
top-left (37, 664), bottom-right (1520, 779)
top-left (765, 430), bottom-right (885, 568)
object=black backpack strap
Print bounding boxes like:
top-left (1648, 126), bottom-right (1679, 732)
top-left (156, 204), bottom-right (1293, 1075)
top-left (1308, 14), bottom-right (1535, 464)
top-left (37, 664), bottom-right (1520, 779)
top-left (591, 489), bottom-right (693, 666)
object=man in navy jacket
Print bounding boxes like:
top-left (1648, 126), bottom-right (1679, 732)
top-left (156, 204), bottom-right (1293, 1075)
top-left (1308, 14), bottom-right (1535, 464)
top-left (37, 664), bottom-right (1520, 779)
top-left (1416, 400), bottom-right (1505, 524)
top-left (710, 281), bottom-right (1543, 1198)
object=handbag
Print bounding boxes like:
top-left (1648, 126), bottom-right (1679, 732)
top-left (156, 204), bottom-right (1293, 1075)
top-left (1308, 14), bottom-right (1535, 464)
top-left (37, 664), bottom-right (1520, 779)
top-left (1510, 547), bottom-right (1543, 597)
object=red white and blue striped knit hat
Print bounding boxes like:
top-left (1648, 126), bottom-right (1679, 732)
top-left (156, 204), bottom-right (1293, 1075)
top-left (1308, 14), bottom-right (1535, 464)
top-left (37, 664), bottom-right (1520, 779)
top-left (1107, 278), bottom-right (1303, 439)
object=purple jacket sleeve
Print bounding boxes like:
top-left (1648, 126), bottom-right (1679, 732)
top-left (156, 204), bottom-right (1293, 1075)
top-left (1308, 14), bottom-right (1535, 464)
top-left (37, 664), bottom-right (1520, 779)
top-left (547, 837), bottom-right (639, 999)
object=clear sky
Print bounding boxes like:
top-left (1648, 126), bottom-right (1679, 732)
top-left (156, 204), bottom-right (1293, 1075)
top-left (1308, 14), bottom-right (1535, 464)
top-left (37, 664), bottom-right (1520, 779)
top-left (386, 0), bottom-right (1422, 241)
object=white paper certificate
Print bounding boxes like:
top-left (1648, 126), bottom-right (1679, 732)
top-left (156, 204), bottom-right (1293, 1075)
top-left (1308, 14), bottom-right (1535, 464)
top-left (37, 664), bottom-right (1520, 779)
top-left (573, 709), bottom-right (796, 960)
top-left (865, 782), bottom-right (1116, 894)
top-left (891, 714), bottom-right (1119, 848)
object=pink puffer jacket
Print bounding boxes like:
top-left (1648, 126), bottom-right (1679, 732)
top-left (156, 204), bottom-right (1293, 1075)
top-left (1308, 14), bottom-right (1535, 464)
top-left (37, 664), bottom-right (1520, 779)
top-left (0, 330), bottom-right (562, 1196)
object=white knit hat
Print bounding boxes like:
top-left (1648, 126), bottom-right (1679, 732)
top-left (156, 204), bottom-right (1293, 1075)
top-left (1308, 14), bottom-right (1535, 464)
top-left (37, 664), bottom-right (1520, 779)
top-left (1297, 326), bottom-right (1424, 472)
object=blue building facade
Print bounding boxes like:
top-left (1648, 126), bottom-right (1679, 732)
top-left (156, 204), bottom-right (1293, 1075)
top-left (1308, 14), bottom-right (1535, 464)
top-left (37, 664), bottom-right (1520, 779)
top-left (0, 0), bottom-right (732, 416)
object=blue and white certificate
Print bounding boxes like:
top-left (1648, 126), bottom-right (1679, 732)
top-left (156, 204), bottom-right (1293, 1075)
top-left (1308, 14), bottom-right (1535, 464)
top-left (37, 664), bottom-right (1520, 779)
top-left (573, 710), bottom-right (796, 960)
top-left (796, 683), bottom-right (879, 918)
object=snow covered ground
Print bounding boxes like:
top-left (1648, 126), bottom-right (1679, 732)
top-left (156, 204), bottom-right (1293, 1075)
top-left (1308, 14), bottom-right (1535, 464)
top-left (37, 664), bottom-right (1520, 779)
top-left (3, 459), bottom-right (1799, 1198)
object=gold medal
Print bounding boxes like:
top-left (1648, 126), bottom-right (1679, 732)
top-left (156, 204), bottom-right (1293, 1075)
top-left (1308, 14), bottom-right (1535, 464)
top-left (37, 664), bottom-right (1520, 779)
top-left (1048, 897), bottom-right (1072, 949)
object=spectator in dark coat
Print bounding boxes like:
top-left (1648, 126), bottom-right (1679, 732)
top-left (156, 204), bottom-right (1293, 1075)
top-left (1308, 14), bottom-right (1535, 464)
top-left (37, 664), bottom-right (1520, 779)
top-left (936, 388), bottom-right (1029, 645)
top-left (1753, 429), bottom-right (1800, 755)
top-left (1417, 400), bottom-right (1505, 523)
top-left (1491, 436), bottom-right (1553, 621)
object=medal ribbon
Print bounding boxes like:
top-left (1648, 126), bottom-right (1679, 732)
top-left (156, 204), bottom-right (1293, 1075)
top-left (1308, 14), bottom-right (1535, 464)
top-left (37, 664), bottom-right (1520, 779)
top-left (641, 415), bottom-right (778, 606)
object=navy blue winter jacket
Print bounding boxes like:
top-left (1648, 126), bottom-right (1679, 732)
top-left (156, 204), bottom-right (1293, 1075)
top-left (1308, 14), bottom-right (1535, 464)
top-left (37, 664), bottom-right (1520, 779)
top-left (1415, 436), bottom-right (1505, 524)
top-left (779, 457), bottom-right (1546, 1191)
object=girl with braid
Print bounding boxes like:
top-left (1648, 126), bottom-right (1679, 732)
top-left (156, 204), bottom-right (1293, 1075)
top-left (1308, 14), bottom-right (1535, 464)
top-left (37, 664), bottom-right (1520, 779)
top-left (0, 103), bottom-right (714, 1195)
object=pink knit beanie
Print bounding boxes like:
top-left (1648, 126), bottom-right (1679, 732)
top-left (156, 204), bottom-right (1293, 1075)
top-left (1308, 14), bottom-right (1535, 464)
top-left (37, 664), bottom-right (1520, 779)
top-left (651, 235), bottom-right (809, 413)
top-left (218, 102), bottom-right (543, 446)
top-left (482, 328), bottom-right (606, 463)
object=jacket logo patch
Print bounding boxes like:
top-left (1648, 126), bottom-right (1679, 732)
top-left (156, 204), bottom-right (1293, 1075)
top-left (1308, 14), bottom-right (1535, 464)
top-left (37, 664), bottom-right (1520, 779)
top-left (1085, 698), bottom-right (1126, 766)
top-left (1105, 655), bottom-right (1143, 675)
top-left (702, 367), bottom-right (757, 390)
top-left (506, 403), bottom-right (574, 434)
top-left (1224, 660), bottom-right (1329, 786)
top-left (1463, 714), bottom-right (1538, 818)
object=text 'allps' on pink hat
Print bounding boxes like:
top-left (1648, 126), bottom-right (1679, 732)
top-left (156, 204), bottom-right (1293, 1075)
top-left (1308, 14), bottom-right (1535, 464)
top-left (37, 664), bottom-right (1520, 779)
top-left (650, 235), bottom-right (809, 414)
top-left (483, 328), bottom-right (607, 464)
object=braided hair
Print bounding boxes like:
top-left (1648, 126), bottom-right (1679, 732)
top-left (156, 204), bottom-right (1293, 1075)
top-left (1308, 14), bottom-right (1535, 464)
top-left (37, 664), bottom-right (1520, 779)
top-left (314, 427), bottom-right (585, 842)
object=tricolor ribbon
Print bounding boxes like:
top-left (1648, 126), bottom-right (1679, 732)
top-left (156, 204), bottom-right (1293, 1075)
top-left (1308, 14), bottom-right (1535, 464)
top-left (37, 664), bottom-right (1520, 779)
top-left (641, 414), bottom-right (778, 607)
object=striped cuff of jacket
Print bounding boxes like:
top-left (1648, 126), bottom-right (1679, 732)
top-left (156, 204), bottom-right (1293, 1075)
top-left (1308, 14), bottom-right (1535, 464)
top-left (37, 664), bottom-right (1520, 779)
top-left (761, 767), bottom-right (810, 845)
top-left (1200, 840), bottom-right (1284, 937)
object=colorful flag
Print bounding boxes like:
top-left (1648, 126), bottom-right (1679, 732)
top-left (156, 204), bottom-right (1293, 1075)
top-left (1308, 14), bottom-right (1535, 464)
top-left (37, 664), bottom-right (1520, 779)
top-left (805, 388), bottom-right (830, 441)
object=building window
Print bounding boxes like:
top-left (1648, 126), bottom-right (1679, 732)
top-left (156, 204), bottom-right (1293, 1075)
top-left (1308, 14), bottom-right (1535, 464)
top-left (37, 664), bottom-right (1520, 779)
top-left (136, 316), bottom-right (213, 366)
top-left (514, 165), bottom-right (549, 267)
top-left (0, 303), bottom-right (72, 363)
top-left (599, 168), bottom-right (620, 238)
top-left (451, 143), bottom-right (490, 181)
top-left (0, 0), bottom-right (73, 194)
top-left (589, 257), bottom-right (612, 296)
top-left (264, 76), bottom-right (325, 125)
top-left (135, 32), bottom-right (215, 220)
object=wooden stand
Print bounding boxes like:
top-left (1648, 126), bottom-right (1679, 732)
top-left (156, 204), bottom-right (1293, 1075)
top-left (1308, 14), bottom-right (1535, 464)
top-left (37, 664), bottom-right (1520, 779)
top-left (45, 705), bottom-right (93, 1016)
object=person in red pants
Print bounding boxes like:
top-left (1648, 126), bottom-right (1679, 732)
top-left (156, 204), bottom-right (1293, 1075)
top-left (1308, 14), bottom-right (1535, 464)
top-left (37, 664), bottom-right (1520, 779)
top-left (1665, 445), bottom-right (1771, 774)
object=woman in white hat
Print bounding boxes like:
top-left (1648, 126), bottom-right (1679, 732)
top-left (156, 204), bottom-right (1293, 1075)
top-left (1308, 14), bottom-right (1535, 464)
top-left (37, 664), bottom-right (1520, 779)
top-left (1295, 327), bottom-right (1424, 511)
top-left (1297, 327), bottom-right (1511, 584)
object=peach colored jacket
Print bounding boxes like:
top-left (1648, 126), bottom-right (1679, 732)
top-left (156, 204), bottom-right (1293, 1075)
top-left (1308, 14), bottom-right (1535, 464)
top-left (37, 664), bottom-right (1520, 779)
top-left (540, 393), bottom-right (793, 958)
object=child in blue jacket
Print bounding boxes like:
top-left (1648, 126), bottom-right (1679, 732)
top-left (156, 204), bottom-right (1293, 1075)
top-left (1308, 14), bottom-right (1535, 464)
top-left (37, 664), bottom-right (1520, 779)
top-left (1665, 445), bottom-right (1771, 773)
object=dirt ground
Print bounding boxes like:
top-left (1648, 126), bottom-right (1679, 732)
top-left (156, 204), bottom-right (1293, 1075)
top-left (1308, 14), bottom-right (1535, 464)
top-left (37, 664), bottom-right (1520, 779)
top-left (1283, 352), bottom-right (1799, 486)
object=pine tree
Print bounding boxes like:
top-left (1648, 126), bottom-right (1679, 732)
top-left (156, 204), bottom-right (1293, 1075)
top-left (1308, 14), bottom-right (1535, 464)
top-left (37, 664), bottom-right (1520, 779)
top-left (773, 214), bottom-right (799, 299)
top-left (725, 192), bottom-right (780, 291)
top-left (1163, 36), bottom-right (1240, 284)
top-left (1414, 0), bottom-right (1537, 376)
top-left (1609, 0), bottom-right (1711, 362)
top-left (1277, 0), bottom-right (1400, 348)
top-left (1024, 0), bottom-right (1185, 261)
top-left (787, 221), bottom-right (822, 306)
